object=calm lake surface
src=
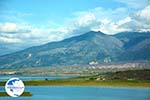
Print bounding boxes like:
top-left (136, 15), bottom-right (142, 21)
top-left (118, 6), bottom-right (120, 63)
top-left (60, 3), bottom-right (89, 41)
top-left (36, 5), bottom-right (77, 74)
top-left (0, 75), bottom-right (75, 82)
top-left (0, 86), bottom-right (150, 100)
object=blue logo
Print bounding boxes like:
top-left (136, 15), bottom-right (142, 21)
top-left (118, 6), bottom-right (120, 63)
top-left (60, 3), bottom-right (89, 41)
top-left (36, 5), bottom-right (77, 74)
top-left (5, 78), bottom-right (25, 97)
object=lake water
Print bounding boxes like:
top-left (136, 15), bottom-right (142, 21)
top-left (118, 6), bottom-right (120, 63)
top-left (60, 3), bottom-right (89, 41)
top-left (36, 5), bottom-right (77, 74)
top-left (0, 86), bottom-right (150, 100)
top-left (0, 75), bottom-right (75, 82)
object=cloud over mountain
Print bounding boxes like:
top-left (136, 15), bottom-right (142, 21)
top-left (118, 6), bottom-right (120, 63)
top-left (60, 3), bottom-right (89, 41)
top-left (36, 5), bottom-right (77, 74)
top-left (0, 0), bottom-right (150, 55)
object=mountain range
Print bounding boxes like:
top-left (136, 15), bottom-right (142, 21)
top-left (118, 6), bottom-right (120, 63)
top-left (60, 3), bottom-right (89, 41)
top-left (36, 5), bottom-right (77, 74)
top-left (0, 31), bottom-right (150, 69)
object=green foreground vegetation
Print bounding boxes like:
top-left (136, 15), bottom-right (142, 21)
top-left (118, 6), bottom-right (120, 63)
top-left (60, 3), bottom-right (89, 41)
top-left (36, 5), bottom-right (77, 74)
top-left (0, 92), bottom-right (32, 97)
top-left (24, 79), bottom-right (150, 88)
top-left (0, 79), bottom-right (150, 88)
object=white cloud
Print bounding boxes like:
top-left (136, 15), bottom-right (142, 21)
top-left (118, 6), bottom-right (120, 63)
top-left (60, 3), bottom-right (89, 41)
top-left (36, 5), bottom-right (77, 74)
top-left (0, 22), bottom-right (18, 33)
top-left (101, 18), bottom-right (110, 24)
top-left (120, 6), bottom-right (150, 32)
top-left (137, 6), bottom-right (150, 20)
top-left (0, 22), bottom-right (69, 46)
top-left (95, 17), bottom-right (132, 34)
top-left (71, 7), bottom-right (135, 34)
top-left (75, 6), bottom-right (150, 34)
top-left (117, 17), bottom-right (131, 26)
top-left (75, 13), bottom-right (96, 27)
top-left (0, 36), bottom-right (21, 43)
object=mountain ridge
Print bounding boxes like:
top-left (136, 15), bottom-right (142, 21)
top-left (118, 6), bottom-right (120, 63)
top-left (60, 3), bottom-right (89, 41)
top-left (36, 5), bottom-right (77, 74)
top-left (0, 31), bottom-right (150, 69)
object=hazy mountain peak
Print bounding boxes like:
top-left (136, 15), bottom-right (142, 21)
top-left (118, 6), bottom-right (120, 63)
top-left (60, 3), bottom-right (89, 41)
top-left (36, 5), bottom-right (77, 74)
top-left (84, 31), bottom-right (105, 36)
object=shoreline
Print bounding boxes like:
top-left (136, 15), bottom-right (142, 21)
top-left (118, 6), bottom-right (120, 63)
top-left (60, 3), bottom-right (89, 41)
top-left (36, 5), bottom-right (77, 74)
top-left (1, 79), bottom-right (150, 88)
top-left (0, 69), bottom-right (150, 88)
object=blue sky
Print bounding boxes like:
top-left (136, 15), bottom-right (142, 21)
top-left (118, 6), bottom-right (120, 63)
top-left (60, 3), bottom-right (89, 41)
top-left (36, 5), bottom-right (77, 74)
top-left (0, 0), bottom-right (124, 26)
top-left (0, 0), bottom-right (150, 55)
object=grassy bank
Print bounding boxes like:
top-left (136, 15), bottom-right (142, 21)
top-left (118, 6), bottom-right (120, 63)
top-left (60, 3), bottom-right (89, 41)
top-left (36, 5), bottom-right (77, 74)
top-left (23, 79), bottom-right (150, 88)
top-left (0, 92), bottom-right (32, 97)
top-left (0, 78), bottom-right (150, 88)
